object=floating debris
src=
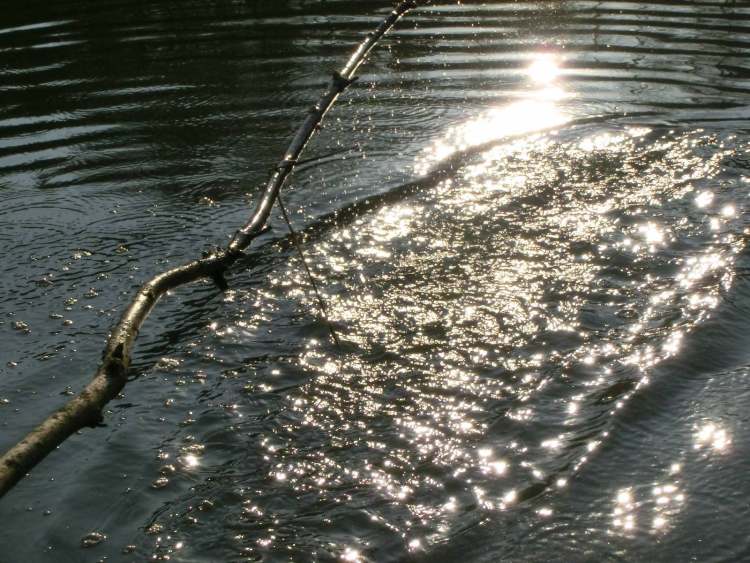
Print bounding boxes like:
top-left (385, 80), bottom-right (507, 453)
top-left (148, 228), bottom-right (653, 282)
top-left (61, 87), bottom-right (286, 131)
top-left (81, 531), bottom-right (107, 548)
top-left (151, 476), bottom-right (170, 489)
top-left (72, 250), bottom-right (92, 260)
top-left (159, 464), bottom-right (176, 476)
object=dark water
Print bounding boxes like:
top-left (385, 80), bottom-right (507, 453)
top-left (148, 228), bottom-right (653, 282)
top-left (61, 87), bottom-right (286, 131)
top-left (2, 0), bottom-right (750, 561)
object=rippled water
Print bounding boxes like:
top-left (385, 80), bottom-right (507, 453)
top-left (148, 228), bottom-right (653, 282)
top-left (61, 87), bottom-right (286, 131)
top-left (2, 1), bottom-right (750, 561)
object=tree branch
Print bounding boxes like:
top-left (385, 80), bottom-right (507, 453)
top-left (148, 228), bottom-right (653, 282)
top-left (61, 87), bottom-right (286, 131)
top-left (0, 0), bottom-right (428, 500)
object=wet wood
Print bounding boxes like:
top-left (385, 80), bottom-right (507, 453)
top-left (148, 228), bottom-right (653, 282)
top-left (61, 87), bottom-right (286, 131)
top-left (0, 0), bottom-right (428, 499)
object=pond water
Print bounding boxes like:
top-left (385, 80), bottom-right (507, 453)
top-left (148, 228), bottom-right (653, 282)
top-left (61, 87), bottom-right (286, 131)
top-left (1, 1), bottom-right (750, 561)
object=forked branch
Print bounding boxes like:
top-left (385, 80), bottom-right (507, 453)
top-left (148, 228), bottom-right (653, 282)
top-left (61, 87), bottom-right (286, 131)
top-left (0, 0), bottom-right (428, 499)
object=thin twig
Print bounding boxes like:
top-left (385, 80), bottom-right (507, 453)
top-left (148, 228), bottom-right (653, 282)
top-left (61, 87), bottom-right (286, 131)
top-left (277, 194), bottom-right (342, 348)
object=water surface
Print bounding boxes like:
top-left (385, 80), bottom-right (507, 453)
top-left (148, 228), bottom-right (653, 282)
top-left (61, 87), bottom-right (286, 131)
top-left (1, 1), bottom-right (750, 561)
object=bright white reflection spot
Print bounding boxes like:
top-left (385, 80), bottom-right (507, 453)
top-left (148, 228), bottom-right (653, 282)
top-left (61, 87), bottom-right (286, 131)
top-left (694, 422), bottom-right (731, 452)
top-left (616, 489), bottom-right (632, 505)
top-left (490, 461), bottom-right (508, 475)
top-left (541, 438), bottom-right (561, 450)
top-left (341, 548), bottom-right (361, 562)
top-left (527, 54), bottom-right (562, 84)
top-left (695, 191), bottom-right (714, 208)
top-left (639, 223), bottom-right (665, 245)
top-left (184, 454), bottom-right (199, 468)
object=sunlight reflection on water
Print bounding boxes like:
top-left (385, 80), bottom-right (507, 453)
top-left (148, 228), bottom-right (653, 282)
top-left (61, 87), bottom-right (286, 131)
top-left (232, 52), bottom-right (750, 559)
top-left (415, 53), bottom-right (570, 176)
top-left (3, 1), bottom-right (750, 561)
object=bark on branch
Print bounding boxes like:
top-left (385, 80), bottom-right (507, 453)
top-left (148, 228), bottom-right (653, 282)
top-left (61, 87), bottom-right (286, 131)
top-left (0, 0), bottom-right (428, 500)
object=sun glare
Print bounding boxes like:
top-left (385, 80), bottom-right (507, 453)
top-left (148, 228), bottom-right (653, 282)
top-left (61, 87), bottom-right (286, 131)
top-left (527, 54), bottom-right (562, 84)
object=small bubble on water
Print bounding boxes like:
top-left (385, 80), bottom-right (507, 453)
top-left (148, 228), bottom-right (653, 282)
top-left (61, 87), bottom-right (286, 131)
top-left (81, 531), bottom-right (107, 548)
top-left (151, 476), bottom-right (170, 489)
